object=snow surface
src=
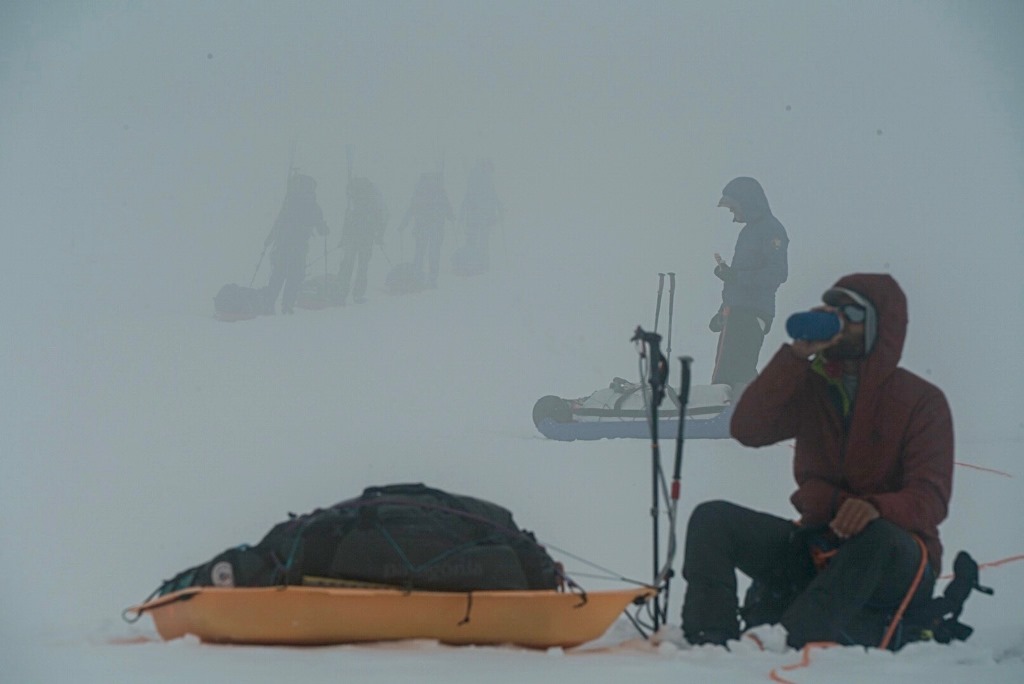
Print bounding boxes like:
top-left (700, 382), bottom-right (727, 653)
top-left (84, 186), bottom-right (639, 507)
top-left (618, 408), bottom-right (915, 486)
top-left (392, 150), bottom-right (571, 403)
top-left (2, 2), bottom-right (1023, 683)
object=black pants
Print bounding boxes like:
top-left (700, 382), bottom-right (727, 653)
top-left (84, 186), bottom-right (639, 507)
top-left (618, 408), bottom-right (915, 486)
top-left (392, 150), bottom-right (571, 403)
top-left (413, 225), bottom-right (444, 286)
top-left (711, 307), bottom-right (766, 389)
top-left (681, 501), bottom-right (934, 648)
top-left (465, 221), bottom-right (491, 270)
top-left (265, 244), bottom-right (309, 313)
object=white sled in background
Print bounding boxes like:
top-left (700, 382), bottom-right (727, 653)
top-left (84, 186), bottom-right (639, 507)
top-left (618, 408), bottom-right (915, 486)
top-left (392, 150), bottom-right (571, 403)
top-left (533, 273), bottom-right (734, 441)
top-left (533, 378), bottom-right (734, 441)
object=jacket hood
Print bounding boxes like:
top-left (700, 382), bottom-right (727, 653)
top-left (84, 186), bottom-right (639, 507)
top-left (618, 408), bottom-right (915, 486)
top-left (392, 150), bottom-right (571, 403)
top-left (827, 273), bottom-right (907, 387)
top-left (721, 177), bottom-right (772, 222)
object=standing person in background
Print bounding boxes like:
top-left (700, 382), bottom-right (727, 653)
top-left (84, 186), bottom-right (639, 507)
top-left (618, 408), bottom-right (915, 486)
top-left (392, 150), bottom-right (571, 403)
top-left (456, 157), bottom-right (503, 274)
top-left (708, 176), bottom-right (789, 394)
top-left (398, 171), bottom-right (455, 289)
top-left (337, 176), bottom-right (387, 305)
top-left (263, 172), bottom-right (328, 314)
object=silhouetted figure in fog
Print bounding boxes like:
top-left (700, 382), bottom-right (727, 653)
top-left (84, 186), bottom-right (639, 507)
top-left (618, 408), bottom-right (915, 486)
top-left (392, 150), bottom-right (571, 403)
top-left (263, 173), bottom-right (328, 314)
top-left (337, 176), bottom-right (387, 304)
top-left (398, 171), bottom-right (454, 288)
top-left (708, 177), bottom-right (788, 393)
top-left (455, 158), bottom-right (503, 274)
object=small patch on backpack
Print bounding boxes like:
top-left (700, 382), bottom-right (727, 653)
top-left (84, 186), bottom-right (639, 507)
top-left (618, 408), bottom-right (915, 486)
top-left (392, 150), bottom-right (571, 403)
top-left (211, 561), bottom-right (235, 587)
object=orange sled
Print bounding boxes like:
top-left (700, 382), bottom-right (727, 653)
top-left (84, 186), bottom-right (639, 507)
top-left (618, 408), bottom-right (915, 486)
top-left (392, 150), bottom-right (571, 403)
top-left (128, 585), bottom-right (654, 649)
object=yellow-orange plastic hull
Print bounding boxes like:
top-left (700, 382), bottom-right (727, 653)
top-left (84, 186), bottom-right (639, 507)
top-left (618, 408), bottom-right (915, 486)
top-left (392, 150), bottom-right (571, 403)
top-left (131, 586), bottom-right (653, 649)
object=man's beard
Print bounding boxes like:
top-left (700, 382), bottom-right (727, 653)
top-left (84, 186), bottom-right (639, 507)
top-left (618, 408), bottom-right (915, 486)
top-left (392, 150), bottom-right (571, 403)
top-left (823, 338), bottom-right (865, 361)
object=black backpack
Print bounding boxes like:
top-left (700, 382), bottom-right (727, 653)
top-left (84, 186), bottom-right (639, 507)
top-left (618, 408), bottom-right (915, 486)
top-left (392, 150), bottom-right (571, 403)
top-left (895, 550), bottom-right (994, 647)
top-left (155, 484), bottom-right (560, 596)
top-left (213, 283), bottom-right (265, 319)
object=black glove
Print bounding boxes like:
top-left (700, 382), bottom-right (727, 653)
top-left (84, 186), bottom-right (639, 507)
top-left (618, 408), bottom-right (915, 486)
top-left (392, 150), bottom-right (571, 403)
top-left (714, 263), bottom-right (737, 283)
top-left (709, 312), bottom-right (724, 333)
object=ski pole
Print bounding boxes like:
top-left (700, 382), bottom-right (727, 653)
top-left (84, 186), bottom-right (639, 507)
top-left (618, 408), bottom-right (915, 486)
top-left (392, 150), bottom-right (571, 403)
top-left (671, 356), bottom-right (693, 499)
top-left (249, 246), bottom-right (268, 288)
top-left (656, 355), bottom-right (692, 627)
top-left (666, 272), bottom-right (676, 357)
top-left (632, 326), bottom-right (669, 630)
top-left (654, 273), bottom-right (665, 333)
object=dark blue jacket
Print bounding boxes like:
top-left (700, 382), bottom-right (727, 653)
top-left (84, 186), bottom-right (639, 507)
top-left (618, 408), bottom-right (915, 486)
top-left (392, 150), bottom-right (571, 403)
top-left (720, 177), bottom-right (789, 319)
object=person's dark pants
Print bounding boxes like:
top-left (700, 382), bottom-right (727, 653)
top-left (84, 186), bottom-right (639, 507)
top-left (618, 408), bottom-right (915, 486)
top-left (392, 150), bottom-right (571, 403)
top-left (414, 225), bottom-right (444, 286)
top-left (681, 501), bottom-right (934, 648)
top-left (338, 242), bottom-right (372, 302)
top-left (265, 245), bottom-right (309, 313)
top-left (465, 221), bottom-right (491, 270)
top-left (711, 307), bottom-right (766, 389)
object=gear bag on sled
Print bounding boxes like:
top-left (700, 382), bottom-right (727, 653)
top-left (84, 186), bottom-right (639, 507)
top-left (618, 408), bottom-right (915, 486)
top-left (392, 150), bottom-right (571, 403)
top-left (153, 483), bottom-right (561, 597)
top-left (739, 545), bottom-right (993, 651)
top-left (213, 283), bottom-right (265, 321)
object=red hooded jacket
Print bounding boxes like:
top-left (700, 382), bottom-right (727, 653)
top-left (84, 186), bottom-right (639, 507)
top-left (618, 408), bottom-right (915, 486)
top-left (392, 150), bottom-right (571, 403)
top-left (730, 274), bottom-right (954, 572)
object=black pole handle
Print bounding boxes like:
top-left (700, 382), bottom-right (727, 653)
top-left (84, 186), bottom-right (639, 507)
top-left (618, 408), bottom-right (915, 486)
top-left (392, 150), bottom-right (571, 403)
top-left (672, 356), bottom-right (693, 487)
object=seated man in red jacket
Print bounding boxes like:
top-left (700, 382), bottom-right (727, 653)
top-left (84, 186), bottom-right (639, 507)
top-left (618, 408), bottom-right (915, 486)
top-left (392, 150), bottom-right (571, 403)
top-left (680, 273), bottom-right (954, 649)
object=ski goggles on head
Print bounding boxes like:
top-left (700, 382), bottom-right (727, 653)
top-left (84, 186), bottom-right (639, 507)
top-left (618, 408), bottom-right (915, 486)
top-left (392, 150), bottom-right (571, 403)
top-left (838, 304), bottom-right (867, 323)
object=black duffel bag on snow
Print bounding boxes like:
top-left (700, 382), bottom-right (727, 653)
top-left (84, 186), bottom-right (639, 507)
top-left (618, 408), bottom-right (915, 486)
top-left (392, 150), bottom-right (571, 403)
top-left (154, 483), bottom-right (561, 597)
top-left (213, 283), bottom-right (265, 320)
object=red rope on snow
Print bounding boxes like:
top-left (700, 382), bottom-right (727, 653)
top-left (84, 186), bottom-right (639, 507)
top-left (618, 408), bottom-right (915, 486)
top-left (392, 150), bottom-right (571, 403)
top-left (978, 554), bottom-right (1024, 569)
top-left (784, 443), bottom-right (1013, 478)
top-left (940, 553), bottom-right (1024, 580)
top-left (954, 461), bottom-right (1013, 478)
top-left (768, 642), bottom-right (839, 684)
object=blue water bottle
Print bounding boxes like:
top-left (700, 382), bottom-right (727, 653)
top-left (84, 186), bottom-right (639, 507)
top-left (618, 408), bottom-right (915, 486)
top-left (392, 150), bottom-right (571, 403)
top-left (785, 311), bottom-right (842, 341)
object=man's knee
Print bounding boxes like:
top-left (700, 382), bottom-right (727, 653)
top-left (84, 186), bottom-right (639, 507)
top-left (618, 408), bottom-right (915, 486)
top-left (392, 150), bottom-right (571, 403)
top-left (688, 500), bottom-right (739, 532)
top-left (847, 518), bottom-right (917, 559)
top-left (686, 501), bottom-right (752, 553)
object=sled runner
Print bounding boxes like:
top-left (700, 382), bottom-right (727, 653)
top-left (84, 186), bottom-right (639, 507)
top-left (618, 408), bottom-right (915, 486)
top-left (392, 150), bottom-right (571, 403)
top-left (533, 378), bottom-right (735, 441)
top-left (129, 585), bottom-right (652, 648)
